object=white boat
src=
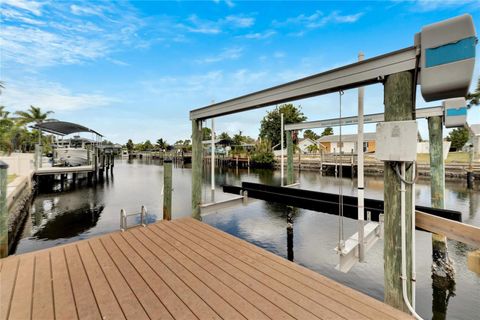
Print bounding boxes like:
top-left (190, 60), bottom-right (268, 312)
top-left (55, 148), bottom-right (88, 167)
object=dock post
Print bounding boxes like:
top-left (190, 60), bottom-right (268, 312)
top-left (383, 71), bottom-right (413, 312)
top-left (94, 147), bottom-right (98, 182)
top-left (298, 149), bottom-right (301, 172)
top-left (320, 148), bottom-right (323, 174)
top-left (111, 155), bottom-right (114, 174)
top-left (428, 116), bottom-right (455, 280)
top-left (192, 119), bottom-right (203, 220)
top-left (163, 160), bottom-right (172, 221)
top-left (0, 161), bottom-right (8, 257)
top-left (287, 130), bottom-right (294, 185)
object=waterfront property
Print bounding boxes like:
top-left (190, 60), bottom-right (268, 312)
top-left (317, 133), bottom-right (376, 153)
top-left (0, 217), bottom-right (411, 320)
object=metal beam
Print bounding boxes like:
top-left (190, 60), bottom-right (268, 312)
top-left (284, 106), bottom-right (443, 131)
top-left (190, 47), bottom-right (417, 120)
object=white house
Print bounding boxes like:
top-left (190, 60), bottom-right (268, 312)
top-left (467, 124), bottom-right (480, 158)
top-left (297, 138), bottom-right (316, 154)
top-left (316, 133), bottom-right (377, 154)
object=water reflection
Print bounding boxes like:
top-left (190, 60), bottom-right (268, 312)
top-left (33, 204), bottom-right (104, 239)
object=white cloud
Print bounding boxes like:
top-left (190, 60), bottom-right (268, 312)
top-left (410, 0), bottom-right (480, 11)
top-left (273, 51), bottom-right (285, 59)
top-left (0, 1), bottom-right (146, 69)
top-left (1, 79), bottom-right (116, 112)
top-left (243, 30), bottom-right (276, 39)
top-left (213, 0), bottom-right (235, 8)
top-left (181, 14), bottom-right (255, 35)
top-left (196, 47), bottom-right (243, 64)
top-left (274, 10), bottom-right (364, 29)
top-left (224, 15), bottom-right (254, 27)
top-left (70, 4), bottom-right (105, 16)
top-left (2, 0), bottom-right (43, 16)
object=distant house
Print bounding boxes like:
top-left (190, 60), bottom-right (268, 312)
top-left (317, 133), bottom-right (376, 153)
top-left (297, 138), bottom-right (316, 154)
top-left (467, 124), bottom-right (480, 157)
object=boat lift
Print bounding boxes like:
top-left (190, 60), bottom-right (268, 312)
top-left (189, 14), bottom-right (476, 317)
top-left (282, 101), bottom-right (466, 272)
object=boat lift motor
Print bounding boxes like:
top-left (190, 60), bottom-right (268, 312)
top-left (419, 14), bottom-right (476, 102)
top-left (443, 97), bottom-right (468, 128)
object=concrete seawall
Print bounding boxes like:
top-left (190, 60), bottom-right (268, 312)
top-left (1, 153), bottom-right (35, 253)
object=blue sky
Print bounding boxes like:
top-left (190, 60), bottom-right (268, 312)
top-left (1, 0), bottom-right (480, 144)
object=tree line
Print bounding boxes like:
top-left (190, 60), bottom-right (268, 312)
top-left (0, 105), bottom-right (54, 154)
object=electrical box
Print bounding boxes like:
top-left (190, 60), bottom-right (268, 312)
top-left (443, 97), bottom-right (468, 128)
top-left (375, 121), bottom-right (418, 162)
top-left (419, 14), bottom-right (476, 102)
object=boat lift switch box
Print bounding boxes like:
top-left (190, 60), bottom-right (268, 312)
top-left (375, 121), bottom-right (418, 162)
top-left (443, 97), bottom-right (468, 128)
top-left (419, 14), bottom-right (476, 102)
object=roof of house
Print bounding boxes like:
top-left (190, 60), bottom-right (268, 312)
top-left (317, 132), bottom-right (376, 143)
top-left (298, 138), bottom-right (315, 144)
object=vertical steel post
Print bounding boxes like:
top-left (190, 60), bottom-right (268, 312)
top-left (287, 130), bottom-right (294, 185)
top-left (211, 118), bottom-right (215, 191)
top-left (357, 51), bottom-right (366, 262)
top-left (281, 113), bottom-right (284, 186)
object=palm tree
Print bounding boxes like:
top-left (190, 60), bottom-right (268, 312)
top-left (467, 77), bottom-right (480, 107)
top-left (0, 106), bottom-right (9, 119)
top-left (15, 105), bottom-right (53, 144)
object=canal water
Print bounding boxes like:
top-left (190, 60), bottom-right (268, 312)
top-left (14, 158), bottom-right (479, 319)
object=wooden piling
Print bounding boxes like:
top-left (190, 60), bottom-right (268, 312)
top-left (428, 116), bottom-right (454, 279)
top-left (287, 130), bottom-right (294, 185)
top-left (191, 120), bottom-right (203, 220)
top-left (0, 161), bottom-right (8, 257)
top-left (383, 71), bottom-right (413, 312)
top-left (163, 160), bottom-right (172, 221)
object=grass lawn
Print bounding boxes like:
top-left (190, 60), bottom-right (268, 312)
top-left (7, 174), bottom-right (17, 184)
top-left (417, 152), bottom-right (473, 164)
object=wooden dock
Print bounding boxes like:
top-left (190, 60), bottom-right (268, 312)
top-left (35, 165), bottom-right (95, 176)
top-left (0, 218), bottom-right (411, 320)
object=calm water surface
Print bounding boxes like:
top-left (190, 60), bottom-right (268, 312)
top-left (14, 158), bottom-right (480, 320)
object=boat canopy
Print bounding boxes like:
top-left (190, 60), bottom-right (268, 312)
top-left (32, 121), bottom-right (103, 137)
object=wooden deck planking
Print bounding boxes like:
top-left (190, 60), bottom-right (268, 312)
top-left (88, 238), bottom-right (149, 320)
top-left (137, 227), bottom-right (269, 320)
top-left (153, 222), bottom-right (295, 320)
top-left (132, 227), bottom-right (245, 320)
top-left (166, 221), bottom-right (348, 320)
top-left (50, 248), bottom-right (78, 320)
top-left (120, 231), bottom-right (220, 320)
top-left (182, 218), bottom-right (411, 320)
top-left (0, 218), bottom-right (411, 320)
top-left (31, 251), bottom-right (54, 320)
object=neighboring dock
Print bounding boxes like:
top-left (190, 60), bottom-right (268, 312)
top-left (0, 218), bottom-right (410, 320)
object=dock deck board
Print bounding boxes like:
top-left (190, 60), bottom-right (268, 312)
top-left (0, 218), bottom-right (411, 320)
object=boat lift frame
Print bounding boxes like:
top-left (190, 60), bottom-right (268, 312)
top-left (282, 105), bottom-right (445, 271)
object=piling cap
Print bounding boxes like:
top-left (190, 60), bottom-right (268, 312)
top-left (0, 160), bottom-right (8, 169)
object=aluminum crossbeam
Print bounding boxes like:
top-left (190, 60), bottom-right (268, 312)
top-left (284, 106), bottom-right (443, 131)
top-left (190, 47), bottom-right (417, 120)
